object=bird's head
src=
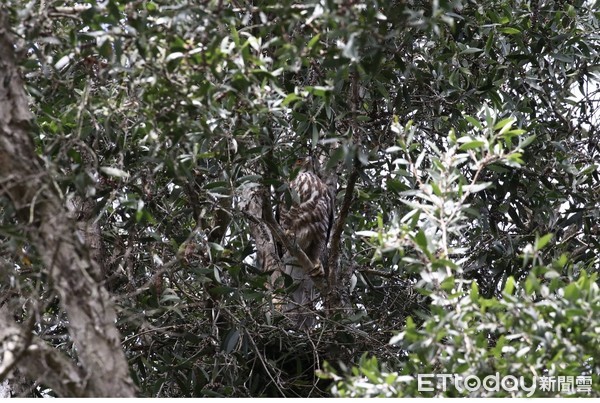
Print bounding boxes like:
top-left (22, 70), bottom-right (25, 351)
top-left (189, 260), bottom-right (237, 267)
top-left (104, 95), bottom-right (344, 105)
top-left (293, 156), bottom-right (314, 173)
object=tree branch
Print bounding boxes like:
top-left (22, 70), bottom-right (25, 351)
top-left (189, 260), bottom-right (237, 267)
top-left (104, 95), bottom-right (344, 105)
top-left (238, 184), bottom-right (284, 278)
top-left (326, 162), bottom-right (360, 313)
top-left (0, 307), bottom-right (87, 397)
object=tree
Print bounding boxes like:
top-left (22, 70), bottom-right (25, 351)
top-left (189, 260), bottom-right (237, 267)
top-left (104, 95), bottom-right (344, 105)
top-left (0, 8), bottom-right (135, 397)
top-left (324, 117), bottom-right (600, 397)
top-left (0, 0), bottom-right (599, 397)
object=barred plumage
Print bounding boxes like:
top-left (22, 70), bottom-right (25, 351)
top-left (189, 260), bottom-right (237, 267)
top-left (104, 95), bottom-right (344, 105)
top-left (280, 170), bottom-right (333, 274)
top-left (278, 163), bottom-right (333, 328)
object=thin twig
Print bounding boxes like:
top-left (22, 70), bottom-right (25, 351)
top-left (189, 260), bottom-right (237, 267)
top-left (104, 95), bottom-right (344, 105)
top-left (222, 306), bottom-right (286, 397)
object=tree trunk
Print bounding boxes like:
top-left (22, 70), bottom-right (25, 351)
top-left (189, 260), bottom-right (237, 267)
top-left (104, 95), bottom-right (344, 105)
top-left (0, 10), bottom-right (136, 397)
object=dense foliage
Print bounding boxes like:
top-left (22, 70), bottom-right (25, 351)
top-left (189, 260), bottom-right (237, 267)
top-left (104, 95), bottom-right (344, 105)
top-left (1, 0), bottom-right (599, 397)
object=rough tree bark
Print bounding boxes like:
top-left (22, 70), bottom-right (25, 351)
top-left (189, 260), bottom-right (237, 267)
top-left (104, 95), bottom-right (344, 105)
top-left (0, 11), bottom-right (136, 397)
top-left (0, 307), bottom-right (86, 396)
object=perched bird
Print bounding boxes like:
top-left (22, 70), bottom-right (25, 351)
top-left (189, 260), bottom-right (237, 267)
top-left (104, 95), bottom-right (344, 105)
top-left (278, 157), bottom-right (334, 328)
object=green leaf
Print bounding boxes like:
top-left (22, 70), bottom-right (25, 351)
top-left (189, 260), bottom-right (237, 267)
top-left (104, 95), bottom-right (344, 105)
top-left (504, 276), bottom-right (515, 295)
top-left (414, 230), bottom-right (429, 254)
top-left (307, 34), bottom-right (321, 49)
top-left (458, 140), bottom-right (485, 150)
top-left (493, 117), bottom-right (515, 131)
top-left (554, 53), bottom-right (574, 63)
top-left (222, 328), bottom-right (240, 354)
top-left (525, 276), bottom-right (539, 295)
top-left (326, 146), bottom-right (346, 170)
top-left (464, 115), bottom-right (483, 129)
top-left (485, 31), bottom-right (495, 54)
top-left (564, 283), bottom-right (580, 301)
top-left (282, 93), bottom-right (302, 106)
top-left (440, 276), bottom-right (455, 292)
top-left (500, 27), bottom-right (521, 35)
top-left (535, 233), bottom-right (553, 250)
top-left (460, 47), bottom-right (483, 55)
top-left (306, 86), bottom-right (333, 97)
top-left (230, 25), bottom-right (240, 47)
top-left (519, 134), bottom-right (536, 148)
top-left (470, 281), bottom-right (479, 302)
top-left (506, 152), bottom-right (524, 166)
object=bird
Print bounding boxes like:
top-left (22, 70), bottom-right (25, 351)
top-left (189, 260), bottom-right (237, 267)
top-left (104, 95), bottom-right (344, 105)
top-left (277, 156), bottom-right (334, 328)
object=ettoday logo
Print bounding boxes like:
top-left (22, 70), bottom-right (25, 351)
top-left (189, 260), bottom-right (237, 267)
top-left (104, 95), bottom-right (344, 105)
top-left (417, 373), bottom-right (593, 396)
top-left (417, 373), bottom-right (536, 396)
